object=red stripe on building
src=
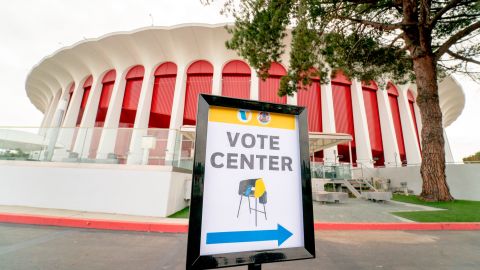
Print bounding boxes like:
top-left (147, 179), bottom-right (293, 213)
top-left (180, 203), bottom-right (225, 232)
top-left (76, 75), bottom-right (93, 126)
top-left (332, 74), bottom-right (356, 164)
top-left (221, 60), bottom-right (251, 99)
top-left (408, 90), bottom-right (421, 151)
top-left (388, 83), bottom-right (406, 163)
top-left (259, 62), bottom-right (287, 104)
top-left (150, 62), bottom-right (177, 128)
top-left (362, 82), bottom-right (385, 166)
top-left (95, 70), bottom-right (116, 127)
top-left (183, 60), bottom-right (213, 125)
top-left (298, 80), bottom-right (322, 132)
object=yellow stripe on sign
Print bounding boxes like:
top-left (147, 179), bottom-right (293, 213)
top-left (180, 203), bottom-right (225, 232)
top-left (208, 106), bottom-right (295, 130)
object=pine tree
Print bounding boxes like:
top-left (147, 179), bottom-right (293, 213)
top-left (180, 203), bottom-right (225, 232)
top-left (206, 0), bottom-right (480, 201)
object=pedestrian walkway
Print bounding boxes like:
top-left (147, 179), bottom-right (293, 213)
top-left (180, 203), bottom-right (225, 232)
top-left (313, 198), bottom-right (443, 222)
top-left (0, 200), bottom-right (441, 225)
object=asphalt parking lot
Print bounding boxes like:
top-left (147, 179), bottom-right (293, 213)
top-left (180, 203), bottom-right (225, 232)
top-left (1, 223), bottom-right (479, 270)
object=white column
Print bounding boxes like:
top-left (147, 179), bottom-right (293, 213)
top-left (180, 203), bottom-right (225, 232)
top-left (350, 80), bottom-right (373, 167)
top-left (397, 84), bottom-right (422, 165)
top-left (321, 80), bottom-right (337, 163)
top-left (165, 64), bottom-right (188, 163)
top-left (377, 85), bottom-right (402, 167)
top-left (414, 101), bottom-right (423, 148)
top-left (97, 68), bottom-right (128, 159)
top-left (211, 61), bottom-right (222, 96)
top-left (43, 99), bottom-right (68, 161)
top-left (250, 68), bottom-right (259, 101)
top-left (127, 65), bottom-right (156, 164)
top-left (287, 92), bottom-right (297, 105)
top-left (40, 98), bottom-right (54, 128)
top-left (54, 81), bottom-right (85, 159)
top-left (72, 74), bottom-right (103, 158)
top-left (444, 130), bottom-right (454, 163)
top-left (39, 90), bottom-right (61, 135)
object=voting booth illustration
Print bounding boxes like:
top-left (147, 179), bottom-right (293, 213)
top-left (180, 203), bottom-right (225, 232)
top-left (237, 178), bottom-right (267, 226)
top-left (187, 95), bottom-right (315, 270)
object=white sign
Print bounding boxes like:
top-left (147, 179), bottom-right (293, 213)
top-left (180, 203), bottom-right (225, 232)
top-left (199, 106), bottom-right (305, 255)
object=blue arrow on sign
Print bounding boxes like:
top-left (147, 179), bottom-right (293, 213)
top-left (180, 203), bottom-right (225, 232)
top-left (206, 224), bottom-right (293, 246)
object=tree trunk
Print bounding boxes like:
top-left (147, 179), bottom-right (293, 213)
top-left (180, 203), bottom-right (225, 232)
top-left (413, 54), bottom-right (454, 201)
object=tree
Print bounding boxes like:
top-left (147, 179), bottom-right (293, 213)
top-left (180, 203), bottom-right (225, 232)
top-left (463, 151), bottom-right (480, 163)
top-left (206, 0), bottom-right (480, 201)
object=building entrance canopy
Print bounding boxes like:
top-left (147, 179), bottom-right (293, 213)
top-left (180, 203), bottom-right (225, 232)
top-left (308, 132), bottom-right (352, 153)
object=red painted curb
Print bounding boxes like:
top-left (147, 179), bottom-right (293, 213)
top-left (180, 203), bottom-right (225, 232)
top-left (0, 213), bottom-right (188, 233)
top-left (1, 213), bottom-right (480, 232)
top-left (313, 222), bottom-right (480, 231)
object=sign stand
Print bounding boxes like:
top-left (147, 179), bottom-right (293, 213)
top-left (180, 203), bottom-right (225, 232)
top-left (186, 94), bottom-right (315, 269)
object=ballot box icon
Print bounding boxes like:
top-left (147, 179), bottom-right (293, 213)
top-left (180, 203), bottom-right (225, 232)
top-left (236, 178), bottom-right (267, 226)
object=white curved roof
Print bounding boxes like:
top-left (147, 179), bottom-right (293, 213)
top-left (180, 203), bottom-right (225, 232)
top-left (25, 23), bottom-right (464, 127)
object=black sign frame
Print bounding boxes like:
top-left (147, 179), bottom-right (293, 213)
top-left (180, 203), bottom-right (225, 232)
top-left (186, 94), bottom-right (315, 269)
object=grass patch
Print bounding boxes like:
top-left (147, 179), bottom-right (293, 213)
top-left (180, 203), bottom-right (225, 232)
top-left (392, 194), bottom-right (480, 222)
top-left (168, 207), bottom-right (189, 219)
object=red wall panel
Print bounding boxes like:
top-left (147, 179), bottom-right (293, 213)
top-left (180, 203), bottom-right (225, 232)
top-left (222, 76), bottom-right (250, 99)
top-left (76, 86), bottom-right (91, 126)
top-left (259, 77), bottom-right (286, 104)
top-left (297, 80), bottom-right (322, 132)
top-left (332, 82), bottom-right (356, 163)
top-left (223, 60), bottom-right (251, 75)
top-left (183, 61), bottom-right (213, 125)
top-left (362, 88), bottom-right (385, 166)
top-left (102, 70), bottom-right (116, 83)
top-left (154, 62), bottom-right (177, 76)
top-left (119, 78), bottom-right (143, 127)
top-left (407, 90), bottom-right (421, 150)
top-left (150, 76), bottom-right (176, 128)
top-left (183, 75), bottom-right (212, 125)
top-left (389, 94), bottom-right (407, 163)
top-left (259, 62), bottom-right (287, 104)
top-left (122, 79), bottom-right (142, 110)
top-left (95, 82), bottom-right (114, 126)
top-left (65, 82), bottom-right (75, 116)
top-left (222, 60), bottom-right (251, 99)
top-left (409, 101), bottom-right (421, 150)
top-left (90, 71), bottom-right (115, 158)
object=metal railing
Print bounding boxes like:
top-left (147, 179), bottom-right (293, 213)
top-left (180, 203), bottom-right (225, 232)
top-left (1, 127), bottom-right (477, 172)
top-left (0, 127), bottom-right (194, 169)
top-left (310, 162), bottom-right (352, 180)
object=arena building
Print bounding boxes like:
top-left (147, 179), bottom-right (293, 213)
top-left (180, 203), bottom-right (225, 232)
top-left (0, 24), bottom-right (472, 217)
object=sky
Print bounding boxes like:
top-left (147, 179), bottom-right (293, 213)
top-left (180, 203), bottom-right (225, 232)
top-left (0, 0), bottom-right (479, 161)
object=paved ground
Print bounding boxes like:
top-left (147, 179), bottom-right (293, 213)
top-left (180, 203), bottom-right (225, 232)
top-left (1, 223), bottom-right (479, 270)
top-left (313, 198), bottom-right (441, 222)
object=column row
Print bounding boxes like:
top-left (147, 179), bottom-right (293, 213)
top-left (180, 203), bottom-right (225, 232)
top-left (41, 59), bottom-right (423, 167)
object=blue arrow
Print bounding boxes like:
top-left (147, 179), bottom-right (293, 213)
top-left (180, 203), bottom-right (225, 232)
top-left (206, 224), bottom-right (293, 246)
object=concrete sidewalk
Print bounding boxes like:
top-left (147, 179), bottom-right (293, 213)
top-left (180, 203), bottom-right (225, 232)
top-left (313, 198), bottom-right (443, 223)
top-left (1, 204), bottom-right (480, 232)
top-left (0, 197), bottom-right (442, 225)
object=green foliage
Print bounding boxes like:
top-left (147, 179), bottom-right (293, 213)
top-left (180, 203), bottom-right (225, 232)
top-left (392, 194), bottom-right (480, 222)
top-left (168, 207), bottom-right (190, 219)
top-left (463, 151), bottom-right (480, 163)
top-left (225, 0), bottom-right (292, 79)
top-left (0, 148), bottom-right (29, 159)
top-left (217, 0), bottom-right (480, 96)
